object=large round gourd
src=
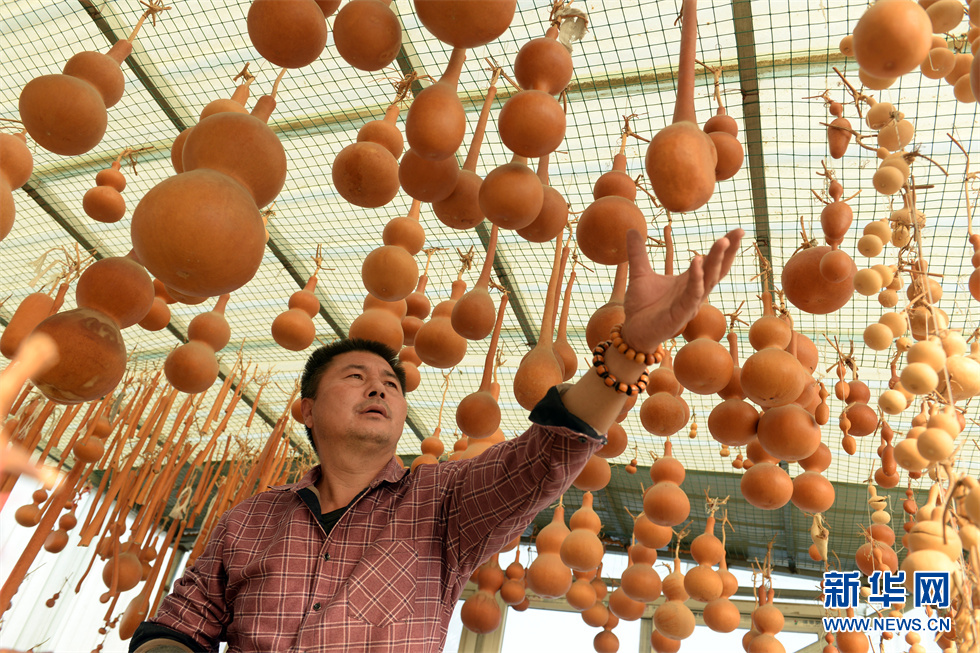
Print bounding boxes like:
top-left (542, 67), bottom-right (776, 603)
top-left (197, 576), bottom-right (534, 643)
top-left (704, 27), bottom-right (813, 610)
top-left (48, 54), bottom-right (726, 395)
top-left (131, 169), bottom-right (266, 298)
top-left (180, 111), bottom-right (288, 209)
top-left (413, 0), bottom-right (516, 48)
top-left (31, 308), bottom-right (126, 404)
top-left (246, 0), bottom-right (328, 69)
top-left (75, 256), bottom-right (154, 329)
top-left (782, 246), bottom-right (854, 314)
top-left (19, 75), bottom-right (107, 156)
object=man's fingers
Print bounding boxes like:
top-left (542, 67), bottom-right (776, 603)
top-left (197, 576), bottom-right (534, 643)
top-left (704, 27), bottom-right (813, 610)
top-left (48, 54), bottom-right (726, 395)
top-left (702, 236), bottom-right (729, 289)
top-left (626, 229), bottom-right (653, 280)
top-left (703, 228), bottom-right (745, 289)
top-left (680, 254), bottom-right (706, 313)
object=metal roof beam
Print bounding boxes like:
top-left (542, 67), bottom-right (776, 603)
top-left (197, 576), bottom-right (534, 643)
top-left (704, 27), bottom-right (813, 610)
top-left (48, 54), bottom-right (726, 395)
top-left (78, 0), bottom-right (195, 132)
top-left (732, 0), bottom-right (797, 572)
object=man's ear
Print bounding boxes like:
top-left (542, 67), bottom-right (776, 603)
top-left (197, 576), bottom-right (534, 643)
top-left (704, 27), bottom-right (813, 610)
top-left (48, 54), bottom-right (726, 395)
top-left (300, 397), bottom-right (314, 428)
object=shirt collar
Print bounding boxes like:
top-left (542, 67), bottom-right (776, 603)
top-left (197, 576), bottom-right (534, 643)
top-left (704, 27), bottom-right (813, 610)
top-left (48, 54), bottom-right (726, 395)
top-left (270, 456), bottom-right (408, 493)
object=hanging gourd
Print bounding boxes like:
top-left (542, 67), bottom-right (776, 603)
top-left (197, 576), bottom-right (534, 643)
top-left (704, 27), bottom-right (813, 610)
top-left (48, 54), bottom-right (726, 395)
top-left (181, 69), bottom-right (289, 210)
top-left (403, 249), bottom-right (435, 344)
top-left (499, 550), bottom-right (526, 606)
top-left (18, 1), bottom-right (168, 155)
top-left (31, 308), bottom-right (126, 404)
top-left (620, 542), bottom-right (662, 604)
top-left (138, 279), bottom-right (173, 332)
top-left (702, 63), bottom-right (744, 180)
top-left (559, 492), bottom-right (604, 573)
top-left (131, 168), bottom-right (264, 298)
top-left (0, 122), bottom-right (33, 242)
top-left (748, 580), bottom-right (786, 653)
top-left (851, 0), bottom-right (932, 80)
top-left (361, 243), bottom-right (419, 303)
top-left (384, 200), bottom-right (425, 256)
top-left (75, 252), bottom-right (154, 329)
top-left (83, 148), bottom-right (143, 224)
top-left (173, 65), bottom-right (255, 174)
top-left (460, 554), bottom-right (503, 634)
top-left (333, 81), bottom-right (413, 209)
top-left (480, 154), bottom-right (544, 231)
top-left (652, 539), bottom-right (695, 640)
top-left (246, 0), bottom-right (327, 69)
top-left (702, 510), bottom-right (740, 633)
top-left (272, 249), bottom-right (322, 351)
top-left (455, 294), bottom-right (508, 438)
top-left (525, 503), bottom-right (573, 598)
top-left (349, 308), bottom-right (404, 352)
top-left (406, 48), bottom-right (467, 161)
top-left (1, 290), bottom-right (57, 360)
top-left (572, 454), bottom-right (611, 492)
top-left (645, 0), bottom-right (717, 213)
top-left (740, 290), bottom-right (807, 408)
top-left (782, 223), bottom-right (855, 316)
top-left (684, 500), bottom-right (724, 604)
top-left (414, 0), bottom-right (515, 48)
top-left (513, 238), bottom-right (568, 410)
top-left (577, 116), bottom-right (647, 266)
top-left (135, 67), bottom-right (287, 298)
top-left (164, 295), bottom-right (231, 394)
top-left (740, 459), bottom-right (793, 510)
top-left (332, 0), bottom-right (402, 72)
top-left (672, 303), bottom-right (733, 395)
top-left (643, 440), bottom-right (690, 527)
top-left (433, 67), bottom-right (500, 230)
top-left (414, 276), bottom-right (468, 369)
top-left (640, 349), bottom-right (690, 437)
top-left (497, 89), bottom-right (566, 159)
top-left (451, 226), bottom-right (500, 340)
top-left (566, 573), bottom-right (597, 612)
top-left (399, 147), bottom-right (461, 203)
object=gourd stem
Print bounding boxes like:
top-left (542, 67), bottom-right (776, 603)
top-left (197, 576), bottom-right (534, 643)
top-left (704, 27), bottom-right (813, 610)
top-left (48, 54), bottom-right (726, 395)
top-left (538, 235), bottom-right (569, 343)
top-left (407, 199), bottom-right (422, 221)
top-left (556, 269), bottom-right (576, 341)
top-left (476, 225), bottom-right (499, 290)
top-left (212, 293), bottom-right (231, 315)
top-left (270, 68), bottom-right (287, 100)
top-left (440, 47), bottom-right (467, 87)
top-left (536, 153), bottom-right (550, 185)
top-left (673, 0), bottom-right (699, 125)
top-left (664, 220), bottom-right (675, 276)
top-left (462, 70), bottom-right (499, 173)
top-left (478, 294), bottom-right (509, 393)
top-left (383, 102), bottom-right (400, 123)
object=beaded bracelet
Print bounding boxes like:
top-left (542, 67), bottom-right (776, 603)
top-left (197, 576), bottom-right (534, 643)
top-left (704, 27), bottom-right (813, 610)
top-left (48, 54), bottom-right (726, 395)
top-left (609, 323), bottom-right (660, 366)
top-left (592, 340), bottom-right (650, 397)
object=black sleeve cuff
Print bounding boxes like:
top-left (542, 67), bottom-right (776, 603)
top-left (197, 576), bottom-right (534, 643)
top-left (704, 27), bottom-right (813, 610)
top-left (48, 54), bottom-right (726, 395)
top-left (130, 621), bottom-right (208, 652)
top-left (528, 385), bottom-right (604, 443)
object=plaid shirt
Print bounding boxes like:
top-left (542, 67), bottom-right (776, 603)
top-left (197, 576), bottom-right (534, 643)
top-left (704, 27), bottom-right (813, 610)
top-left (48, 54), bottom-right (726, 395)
top-left (136, 386), bottom-right (604, 652)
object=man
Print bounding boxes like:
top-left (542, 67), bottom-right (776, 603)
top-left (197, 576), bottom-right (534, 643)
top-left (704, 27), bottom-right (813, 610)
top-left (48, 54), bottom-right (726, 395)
top-left (130, 228), bottom-right (742, 652)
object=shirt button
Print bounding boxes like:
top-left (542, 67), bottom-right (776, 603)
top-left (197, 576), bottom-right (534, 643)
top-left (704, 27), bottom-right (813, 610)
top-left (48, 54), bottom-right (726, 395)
top-left (323, 552), bottom-right (330, 561)
top-left (313, 602), bottom-right (321, 611)
top-left (579, 437), bottom-right (587, 443)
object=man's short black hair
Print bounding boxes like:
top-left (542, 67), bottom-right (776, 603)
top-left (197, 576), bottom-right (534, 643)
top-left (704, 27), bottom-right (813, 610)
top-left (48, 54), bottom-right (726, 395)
top-left (299, 338), bottom-right (407, 454)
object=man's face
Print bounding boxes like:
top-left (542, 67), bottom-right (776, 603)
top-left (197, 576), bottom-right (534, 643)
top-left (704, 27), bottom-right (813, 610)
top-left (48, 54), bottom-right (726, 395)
top-left (301, 350), bottom-right (408, 456)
